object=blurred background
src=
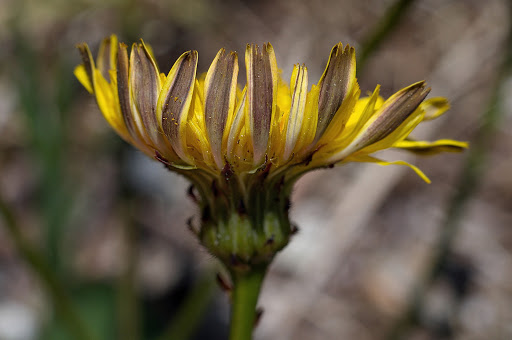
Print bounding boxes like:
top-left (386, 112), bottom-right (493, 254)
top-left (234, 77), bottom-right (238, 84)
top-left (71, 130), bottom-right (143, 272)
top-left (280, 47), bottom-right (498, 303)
top-left (0, 0), bottom-right (511, 339)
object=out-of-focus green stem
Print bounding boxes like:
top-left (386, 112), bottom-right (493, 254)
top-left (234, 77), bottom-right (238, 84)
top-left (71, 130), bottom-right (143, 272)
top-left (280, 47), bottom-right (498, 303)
top-left (357, 0), bottom-right (417, 73)
top-left (0, 196), bottom-right (98, 340)
top-left (118, 202), bottom-right (141, 340)
top-left (155, 271), bottom-right (216, 340)
top-left (11, 27), bottom-right (74, 275)
top-left (386, 3), bottom-right (512, 340)
top-left (229, 268), bottom-right (266, 340)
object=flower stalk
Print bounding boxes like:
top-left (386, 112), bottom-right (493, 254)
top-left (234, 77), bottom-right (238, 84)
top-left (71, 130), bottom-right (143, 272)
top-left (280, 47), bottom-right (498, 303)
top-left (229, 267), bottom-right (267, 340)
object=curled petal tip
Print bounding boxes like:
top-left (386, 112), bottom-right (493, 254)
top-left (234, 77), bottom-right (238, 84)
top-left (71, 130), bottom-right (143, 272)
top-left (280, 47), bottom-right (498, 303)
top-left (315, 41), bottom-right (357, 140)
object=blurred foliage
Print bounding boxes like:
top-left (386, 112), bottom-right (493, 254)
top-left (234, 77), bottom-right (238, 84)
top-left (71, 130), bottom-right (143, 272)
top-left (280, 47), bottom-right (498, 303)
top-left (2, 1), bottom-right (220, 339)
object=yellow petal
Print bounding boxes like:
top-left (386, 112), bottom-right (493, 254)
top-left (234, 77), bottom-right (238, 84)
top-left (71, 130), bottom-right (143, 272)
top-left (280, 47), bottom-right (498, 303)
top-left (421, 97), bottom-right (450, 121)
top-left (345, 154), bottom-right (431, 183)
top-left (318, 82), bottom-right (360, 146)
top-left (227, 87), bottom-right (248, 164)
top-left (393, 139), bottom-right (468, 155)
top-left (360, 81), bottom-right (430, 146)
top-left (96, 35), bottom-right (118, 80)
top-left (76, 43), bottom-right (94, 90)
top-left (283, 64), bottom-right (308, 161)
top-left (343, 82), bottom-right (429, 154)
top-left (326, 82), bottom-right (429, 162)
top-left (77, 42), bottom-right (131, 145)
top-left (74, 64), bottom-right (93, 93)
top-left (292, 84), bottom-right (319, 156)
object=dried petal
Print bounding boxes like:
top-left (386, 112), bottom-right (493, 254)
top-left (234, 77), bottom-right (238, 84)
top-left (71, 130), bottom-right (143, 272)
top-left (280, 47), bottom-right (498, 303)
top-left (130, 41), bottom-right (162, 145)
top-left (326, 82), bottom-right (430, 163)
top-left (76, 43), bottom-right (94, 91)
top-left (117, 43), bottom-right (142, 141)
top-left (356, 81), bottom-right (430, 147)
top-left (97, 35), bottom-right (118, 80)
top-left (315, 43), bottom-right (356, 141)
top-left (158, 51), bottom-right (198, 161)
top-left (246, 43), bottom-right (277, 165)
top-left (204, 48), bottom-right (239, 168)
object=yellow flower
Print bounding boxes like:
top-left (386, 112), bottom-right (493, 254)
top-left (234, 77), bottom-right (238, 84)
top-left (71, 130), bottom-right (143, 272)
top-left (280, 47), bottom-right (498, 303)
top-left (75, 35), bottom-right (466, 185)
top-left (75, 35), bottom-right (467, 264)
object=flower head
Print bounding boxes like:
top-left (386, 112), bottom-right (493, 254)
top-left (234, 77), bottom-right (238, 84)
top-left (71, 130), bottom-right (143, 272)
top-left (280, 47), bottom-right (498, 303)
top-left (75, 35), bottom-right (467, 266)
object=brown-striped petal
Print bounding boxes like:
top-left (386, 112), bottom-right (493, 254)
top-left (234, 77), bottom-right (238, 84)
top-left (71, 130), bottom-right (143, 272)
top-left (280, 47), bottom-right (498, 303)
top-left (117, 42), bottom-right (142, 142)
top-left (226, 88), bottom-right (247, 158)
top-left (315, 43), bottom-right (356, 141)
top-left (359, 81), bottom-right (430, 147)
top-left (158, 51), bottom-right (198, 161)
top-left (204, 48), bottom-right (239, 168)
top-left (393, 138), bottom-right (468, 155)
top-left (327, 82), bottom-right (430, 163)
top-left (245, 43), bottom-right (277, 165)
top-left (129, 41), bottom-right (162, 145)
top-left (96, 35), bottom-right (118, 80)
top-left (77, 43), bottom-right (94, 91)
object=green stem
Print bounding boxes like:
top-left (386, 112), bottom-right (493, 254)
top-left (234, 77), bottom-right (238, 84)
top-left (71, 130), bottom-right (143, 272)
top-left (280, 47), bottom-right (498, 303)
top-left (229, 268), bottom-right (267, 340)
top-left (156, 271), bottom-right (216, 340)
top-left (357, 0), bottom-right (417, 73)
top-left (118, 203), bottom-right (140, 340)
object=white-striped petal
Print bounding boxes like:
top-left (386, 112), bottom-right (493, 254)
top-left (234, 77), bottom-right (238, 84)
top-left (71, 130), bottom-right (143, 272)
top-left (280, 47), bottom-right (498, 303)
top-left (283, 64), bottom-right (308, 161)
